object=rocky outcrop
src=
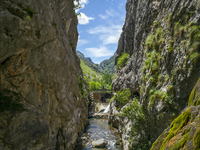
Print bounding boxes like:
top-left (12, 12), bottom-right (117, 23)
top-left (151, 78), bottom-right (200, 150)
top-left (91, 139), bottom-right (108, 148)
top-left (0, 0), bottom-right (88, 150)
top-left (110, 0), bottom-right (200, 149)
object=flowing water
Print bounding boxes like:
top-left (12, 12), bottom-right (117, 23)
top-left (103, 104), bottom-right (110, 113)
top-left (75, 118), bottom-right (122, 150)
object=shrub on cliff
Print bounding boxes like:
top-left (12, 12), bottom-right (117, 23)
top-left (113, 88), bottom-right (131, 104)
top-left (117, 53), bottom-right (130, 68)
top-left (122, 98), bottom-right (145, 121)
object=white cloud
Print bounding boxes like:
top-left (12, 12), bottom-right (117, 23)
top-left (85, 46), bottom-right (114, 57)
top-left (78, 12), bottom-right (94, 25)
top-left (88, 25), bottom-right (122, 45)
top-left (88, 25), bottom-right (121, 34)
top-left (99, 9), bottom-right (120, 19)
top-left (78, 39), bottom-right (89, 46)
top-left (100, 31), bottom-right (121, 45)
top-left (74, 0), bottom-right (89, 12)
top-left (99, 14), bottom-right (108, 19)
top-left (79, 0), bottom-right (89, 9)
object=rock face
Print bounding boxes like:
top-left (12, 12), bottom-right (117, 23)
top-left (0, 0), bottom-right (88, 150)
top-left (110, 0), bottom-right (200, 149)
top-left (151, 78), bottom-right (200, 150)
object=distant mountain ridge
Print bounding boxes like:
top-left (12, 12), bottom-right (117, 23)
top-left (76, 51), bottom-right (94, 64)
top-left (100, 53), bottom-right (115, 75)
top-left (76, 50), bottom-right (115, 75)
top-left (76, 51), bottom-right (103, 74)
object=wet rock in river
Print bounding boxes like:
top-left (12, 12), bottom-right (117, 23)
top-left (115, 140), bottom-right (121, 145)
top-left (92, 139), bottom-right (108, 148)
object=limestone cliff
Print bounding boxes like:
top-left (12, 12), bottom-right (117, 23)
top-left (110, 0), bottom-right (200, 149)
top-left (151, 78), bottom-right (200, 150)
top-left (0, 0), bottom-right (88, 150)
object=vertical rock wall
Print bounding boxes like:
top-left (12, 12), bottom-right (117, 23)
top-left (110, 0), bottom-right (200, 149)
top-left (0, 0), bottom-right (88, 150)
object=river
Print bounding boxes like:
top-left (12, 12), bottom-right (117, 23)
top-left (75, 118), bottom-right (122, 150)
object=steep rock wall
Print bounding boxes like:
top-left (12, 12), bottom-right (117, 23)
top-left (110, 0), bottom-right (200, 149)
top-left (0, 0), bottom-right (88, 150)
top-left (151, 78), bottom-right (200, 150)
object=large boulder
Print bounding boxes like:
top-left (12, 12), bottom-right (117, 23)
top-left (92, 139), bottom-right (108, 148)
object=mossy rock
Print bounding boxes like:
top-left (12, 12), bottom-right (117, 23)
top-left (150, 106), bottom-right (199, 150)
top-left (151, 77), bottom-right (200, 150)
top-left (193, 125), bottom-right (200, 150)
top-left (188, 78), bottom-right (200, 106)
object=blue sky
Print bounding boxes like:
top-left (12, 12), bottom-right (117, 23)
top-left (75, 0), bottom-right (126, 64)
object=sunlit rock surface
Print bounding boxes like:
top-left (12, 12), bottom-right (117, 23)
top-left (110, 0), bottom-right (200, 149)
top-left (0, 0), bottom-right (88, 149)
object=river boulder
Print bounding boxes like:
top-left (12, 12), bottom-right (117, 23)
top-left (92, 139), bottom-right (108, 148)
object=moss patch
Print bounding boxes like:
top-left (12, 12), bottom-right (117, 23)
top-left (159, 108), bottom-right (191, 149)
top-left (193, 125), bottom-right (200, 150)
top-left (188, 78), bottom-right (200, 106)
top-left (117, 53), bottom-right (130, 68)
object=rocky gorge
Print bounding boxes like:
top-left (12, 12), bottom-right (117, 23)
top-left (1, 0), bottom-right (200, 149)
top-left (109, 0), bottom-right (200, 149)
top-left (0, 0), bottom-right (88, 150)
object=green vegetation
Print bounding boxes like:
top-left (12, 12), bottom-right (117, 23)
top-left (112, 88), bottom-right (148, 149)
top-left (23, 7), bottom-right (34, 17)
top-left (193, 125), bottom-right (200, 150)
top-left (117, 53), bottom-right (130, 68)
top-left (173, 21), bottom-right (200, 66)
top-left (188, 78), bottom-right (200, 106)
top-left (78, 76), bottom-right (88, 97)
top-left (168, 13), bottom-right (173, 27)
top-left (89, 81), bottom-right (101, 90)
top-left (77, 51), bottom-right (114, 90)
top-left (113, 88), bottom-right (131, 104)
top-left (0, 89), bottom-right (26, 113)
top-left (122, 98), bottom-right (147, 150)
top-left (73, 0), bottom-right (82, 9)
top-left (159, 108), bottom-right (191, 149)
top-left (7, 6), bottom-right (34, 20)
top-left (151, 74), bottom-right (200, 150)
top-left (141, 12), bottom-right (200, 109)
top-left (147, 11), bottom-right (200, 150)
top-left (79, 58), bottom-right (104, 90)
top-left (169, 133), bottom-right (191, 150)
top-left (141, 34), bottom-right (174, 107)
top-left (100, 54), bottom-right (115, 74)
top-left (122, 98), bottom-right (144, 121)
top-left (102, 73), bottom-right (112, 86)
top-left (73, 0), bottom-right (81, 16)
